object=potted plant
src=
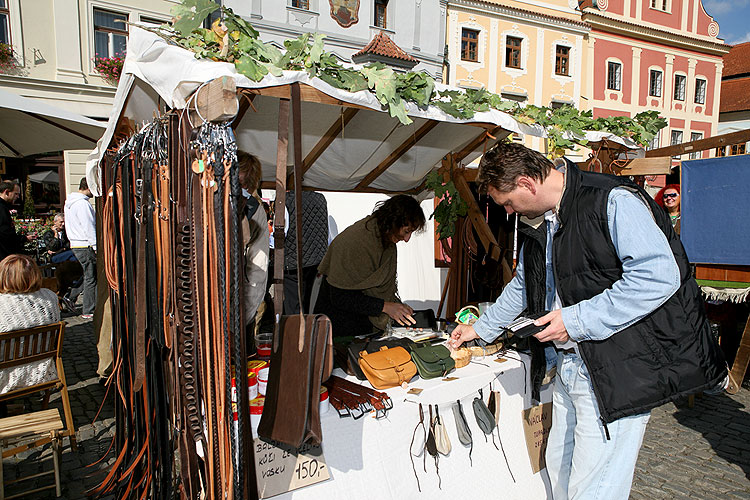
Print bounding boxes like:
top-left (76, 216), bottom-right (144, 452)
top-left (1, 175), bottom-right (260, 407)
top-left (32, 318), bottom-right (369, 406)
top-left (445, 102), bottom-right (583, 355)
top-left (0, 42), bottom-right (20, 74)
top-left (93, 53), bottom-right (124, 85)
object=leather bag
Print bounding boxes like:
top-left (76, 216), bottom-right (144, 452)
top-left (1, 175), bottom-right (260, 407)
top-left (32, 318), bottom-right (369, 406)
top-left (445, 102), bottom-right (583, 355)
top-left (358, 345), bottom-right (416, 389)
top-left (345, 337), bottom-right (415, 380)
top-left (409, 343), bottom-right (455, 379)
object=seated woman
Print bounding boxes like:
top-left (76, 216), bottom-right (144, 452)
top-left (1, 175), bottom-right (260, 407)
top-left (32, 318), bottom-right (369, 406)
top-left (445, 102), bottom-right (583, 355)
top-left (315, 195), bottom-right (426, 337)
top-left (0, 254), bottom-right (60, 395)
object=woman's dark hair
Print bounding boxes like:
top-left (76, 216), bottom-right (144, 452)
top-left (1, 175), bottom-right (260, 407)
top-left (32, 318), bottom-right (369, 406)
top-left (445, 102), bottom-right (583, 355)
top-left (371, 194), bottom-right (426, 244)
top-left (477, 141), bottom-right (553, 193)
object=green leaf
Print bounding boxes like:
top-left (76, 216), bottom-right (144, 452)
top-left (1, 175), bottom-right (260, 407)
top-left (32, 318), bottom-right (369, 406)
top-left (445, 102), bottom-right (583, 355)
top-left (171, 0), bottom-right (219, 36)
top-left (235, 56), bottom-right (267, 81)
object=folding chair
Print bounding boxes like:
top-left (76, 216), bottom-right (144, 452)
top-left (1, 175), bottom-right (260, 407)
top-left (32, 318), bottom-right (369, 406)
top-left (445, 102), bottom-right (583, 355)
top-left (0, 408), bottom-right (64, 499)
top-left (0, 322), bottom-right (77, 451)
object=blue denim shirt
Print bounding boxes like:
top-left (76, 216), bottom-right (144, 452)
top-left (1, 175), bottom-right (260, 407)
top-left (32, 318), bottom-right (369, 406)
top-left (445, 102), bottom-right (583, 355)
top-left (473, 187), bottom-right (680, 344)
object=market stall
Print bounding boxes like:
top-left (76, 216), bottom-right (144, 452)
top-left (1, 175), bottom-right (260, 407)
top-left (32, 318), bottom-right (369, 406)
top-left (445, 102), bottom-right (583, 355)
top-left (85, 10), bottom-right (652, 498)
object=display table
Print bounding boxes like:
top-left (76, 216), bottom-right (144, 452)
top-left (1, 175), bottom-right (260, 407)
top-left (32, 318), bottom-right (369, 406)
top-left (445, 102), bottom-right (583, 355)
top-left (274, 352), bottom-right (553, 499)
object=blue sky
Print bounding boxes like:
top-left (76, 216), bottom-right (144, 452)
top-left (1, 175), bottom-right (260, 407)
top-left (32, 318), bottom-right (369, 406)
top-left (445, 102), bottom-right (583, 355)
top-left (703, 0), bottom-right (750, 45)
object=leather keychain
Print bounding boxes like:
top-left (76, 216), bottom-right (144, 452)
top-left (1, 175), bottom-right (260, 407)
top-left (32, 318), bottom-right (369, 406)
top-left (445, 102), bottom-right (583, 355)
top-left (433, 405), bottom-right (451, 456)
top-left (427, 405), bottom-right (441, 489)
top-left (452, 399), bottom-right (473, 466)
top-left (409, 403), bottom-right (427, 492)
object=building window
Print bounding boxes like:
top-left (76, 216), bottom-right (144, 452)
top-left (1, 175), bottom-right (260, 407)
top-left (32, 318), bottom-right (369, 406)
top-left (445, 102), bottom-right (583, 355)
top-left (555, 45), bottom-right (570, 76)
top-left (695, 78), bottom-right (707, 104)
top-left (689, 132), bottom-right (703, 159)
top-left (607, 61), bottom-right (622, 91)
top-left (374, 0), bottom-right (387, 28)
top-left (671, 130), bottom-right (683, 158)
top-left (716, 146), bottom-right (726, 157)
top-left (291, 0), bottom-right (309, 9)
top-left (646, 130), bottom-right (661, 151)
top-left (461, 29), bottom-right (478, 62)
top-left (0, 0), bottom-right (11, 44)
top-left (730, 143), bottom-right (746, 155)
top-left (649, 70), bottom-right (663, 97)
top-left (506, 36), bottom-right (522, 69)
top-left (650, 0), bottom-right (668, 11)
top-left (673, 74), bottom-right (686, 101)
top-left (94, 8), bottom-right (128, 59)
top-left (140, 16), bottom-right (169, 26)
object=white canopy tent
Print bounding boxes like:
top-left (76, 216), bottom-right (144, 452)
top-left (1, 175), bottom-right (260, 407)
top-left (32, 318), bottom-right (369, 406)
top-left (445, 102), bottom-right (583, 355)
top-left (86, 26), bottom-right (640, 197)
top-left (0, 88), bottom-right (106, 158)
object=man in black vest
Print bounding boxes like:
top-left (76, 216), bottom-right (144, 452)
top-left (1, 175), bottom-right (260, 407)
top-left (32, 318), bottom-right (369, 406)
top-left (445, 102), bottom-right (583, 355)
top-left (450, 142), bottom-right (726, 499)
top-left (0, 180), bottom-right (30, 262)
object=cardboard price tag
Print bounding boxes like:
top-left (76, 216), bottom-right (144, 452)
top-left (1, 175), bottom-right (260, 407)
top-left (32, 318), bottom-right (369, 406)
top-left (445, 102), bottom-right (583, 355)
top-left (254, 438), bottom-right (331, 498)
top-left (521, 402), bottom-right (553, 474)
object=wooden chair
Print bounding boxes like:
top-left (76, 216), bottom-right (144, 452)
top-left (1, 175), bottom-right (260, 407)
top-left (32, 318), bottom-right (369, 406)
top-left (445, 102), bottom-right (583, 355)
top-left (0, 409), bottom-right (64, 499)
top-left (0, 322), bottom-right (77, 452)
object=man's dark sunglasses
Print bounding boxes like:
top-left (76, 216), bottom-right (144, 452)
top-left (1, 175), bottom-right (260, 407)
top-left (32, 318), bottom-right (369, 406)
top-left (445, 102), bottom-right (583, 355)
top-left (663, 193), bottom-right (678, 199)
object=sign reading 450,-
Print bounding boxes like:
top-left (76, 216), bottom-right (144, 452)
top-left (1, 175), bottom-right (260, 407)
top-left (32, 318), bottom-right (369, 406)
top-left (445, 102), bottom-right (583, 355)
top-left (254, 438), bottom-right (331, 498)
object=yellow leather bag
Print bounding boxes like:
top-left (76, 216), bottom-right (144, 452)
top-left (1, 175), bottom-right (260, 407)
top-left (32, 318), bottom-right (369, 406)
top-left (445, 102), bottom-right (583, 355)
top-left (358, 346), bottom-right (417, 389)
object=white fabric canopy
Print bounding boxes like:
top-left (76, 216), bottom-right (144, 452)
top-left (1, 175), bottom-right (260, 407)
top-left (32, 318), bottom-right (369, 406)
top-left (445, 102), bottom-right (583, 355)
top-left (86, 26), bottom-right (641, 196)
top-left (0, 88), bottom-right (105, 158)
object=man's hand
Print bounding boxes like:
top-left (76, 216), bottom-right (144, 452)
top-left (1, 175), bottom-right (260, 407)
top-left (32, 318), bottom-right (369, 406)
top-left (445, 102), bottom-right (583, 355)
top-left (533, 309), bottom-right (570, 343)
top-left (383, 301), bottom-right (416, 326)
top-left (449, 323), bottom-right (479, 349)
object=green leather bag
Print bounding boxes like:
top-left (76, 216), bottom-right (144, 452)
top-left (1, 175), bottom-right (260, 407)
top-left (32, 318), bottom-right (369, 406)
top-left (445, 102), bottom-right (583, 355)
top-left (409, 343), bottom-right (455, 379)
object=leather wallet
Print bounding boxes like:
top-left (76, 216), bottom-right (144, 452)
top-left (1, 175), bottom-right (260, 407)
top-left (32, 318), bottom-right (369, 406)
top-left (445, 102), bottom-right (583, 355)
top-left (502, 311), bottom-right (550, 338)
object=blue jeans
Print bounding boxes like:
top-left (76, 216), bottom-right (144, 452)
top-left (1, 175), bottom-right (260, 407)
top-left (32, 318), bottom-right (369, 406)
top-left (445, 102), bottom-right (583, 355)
top-left (546, 351), bottom-right (650, 500)
top-left (71, 247), bottom-right (97, 315)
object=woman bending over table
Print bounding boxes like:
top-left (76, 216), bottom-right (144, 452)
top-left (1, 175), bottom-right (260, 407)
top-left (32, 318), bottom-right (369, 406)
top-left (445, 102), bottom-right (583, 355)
top-left (315, 195), bottom-right (425, 337)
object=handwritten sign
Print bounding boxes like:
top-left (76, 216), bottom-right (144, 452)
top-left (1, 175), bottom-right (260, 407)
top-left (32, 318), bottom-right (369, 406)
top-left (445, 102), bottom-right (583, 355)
top-left (254, 438), bottom-right (330, 498)
top-left (521, 402), bottom-right (552, 474)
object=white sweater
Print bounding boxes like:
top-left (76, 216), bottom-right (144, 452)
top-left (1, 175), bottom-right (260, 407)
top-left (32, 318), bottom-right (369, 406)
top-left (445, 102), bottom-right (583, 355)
top-left (64, 191), bottom-right (97, 250)
top-left (0, 288), bottom-right (60, 333)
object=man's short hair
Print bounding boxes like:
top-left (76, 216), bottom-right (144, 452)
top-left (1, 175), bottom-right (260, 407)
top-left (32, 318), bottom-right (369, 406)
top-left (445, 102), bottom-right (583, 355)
top-left (79, 177), bottom-right (89, 191)
top-left (477, 142), bottom-right (554, 193)
top-left (237, 151), bottom-right (261, 193)
top-left (54, 213), bottom-right (64, 222)
top-left (0, 180), bottom-right (18, 194)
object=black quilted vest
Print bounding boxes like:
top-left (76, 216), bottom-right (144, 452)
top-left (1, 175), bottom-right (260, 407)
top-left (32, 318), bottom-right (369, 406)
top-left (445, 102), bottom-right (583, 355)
top-left (285, 191), bottom-right (329, 271)
top-left (521, 164), bottom-right (726, 423)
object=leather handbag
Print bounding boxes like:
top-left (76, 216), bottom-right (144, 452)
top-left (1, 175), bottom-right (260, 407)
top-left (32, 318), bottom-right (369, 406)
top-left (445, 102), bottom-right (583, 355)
top-left (409, 343), bottom-right (455, 379)
top-left (358, 345), bottom-right (417, 389)
top-left (345, 337), bottom-right (415, 380)
top-left (257, 313), bottom-right (333, 448)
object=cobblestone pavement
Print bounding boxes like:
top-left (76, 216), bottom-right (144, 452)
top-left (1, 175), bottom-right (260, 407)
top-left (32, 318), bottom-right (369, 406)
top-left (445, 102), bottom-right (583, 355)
top-left (3, 314), bottom-right (749, 498)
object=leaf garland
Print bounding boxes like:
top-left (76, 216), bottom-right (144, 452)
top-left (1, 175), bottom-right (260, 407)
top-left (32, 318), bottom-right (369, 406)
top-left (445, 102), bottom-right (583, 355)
top-left (163, 1), bottom-right (666, 148)
top-left (426, 172), bottom-right (468, 240)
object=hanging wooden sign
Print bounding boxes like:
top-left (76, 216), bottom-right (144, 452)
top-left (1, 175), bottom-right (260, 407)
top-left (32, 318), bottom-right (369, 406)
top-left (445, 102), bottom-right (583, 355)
top-left (328, 0), bottom-right (360, 27)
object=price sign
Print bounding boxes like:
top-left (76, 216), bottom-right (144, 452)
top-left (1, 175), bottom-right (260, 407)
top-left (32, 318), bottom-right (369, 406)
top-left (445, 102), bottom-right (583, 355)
top-left (254, 438), bottom-right (330, 498)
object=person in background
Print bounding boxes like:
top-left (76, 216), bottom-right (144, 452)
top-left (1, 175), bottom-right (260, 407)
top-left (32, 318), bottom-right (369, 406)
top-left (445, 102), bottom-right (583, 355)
top-left (42, 213), bottom-right (82, 313)
top-left (284, 191), bottom-right (329, 314)
top-left (315, 195), bottom-right (424, 337)
top-left (237, 151), bottom-right (269, 330)
top-left (64, 177), bottom-right (97, 319)
top-left (449, 142), bottom-right (726, 500)
top-left (0, 254), bottom-right (61, 399)
top-left (0, 180), bottom-right (32, 263)
top-left (655, 184), bottom-right (681, 235)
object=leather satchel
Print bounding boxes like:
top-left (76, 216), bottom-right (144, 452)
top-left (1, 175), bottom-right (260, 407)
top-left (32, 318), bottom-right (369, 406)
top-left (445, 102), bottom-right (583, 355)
top-left (257, 314), bottom-right (333, 448)
top-left (409, 343), bottom-right (455, 379)
top-left (345, 337), bottom-right (415, 380)
top-left (359, 346), bottom-right (417, 389)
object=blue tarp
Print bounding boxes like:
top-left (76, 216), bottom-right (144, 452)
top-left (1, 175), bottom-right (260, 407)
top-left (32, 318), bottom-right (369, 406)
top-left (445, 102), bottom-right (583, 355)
top-left (681, 154), bottom-right (750, 266)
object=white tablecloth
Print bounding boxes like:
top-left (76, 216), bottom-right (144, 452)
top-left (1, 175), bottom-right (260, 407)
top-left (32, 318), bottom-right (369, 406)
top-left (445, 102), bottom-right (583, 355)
top-left (275, 352), bottom-right (553, 499)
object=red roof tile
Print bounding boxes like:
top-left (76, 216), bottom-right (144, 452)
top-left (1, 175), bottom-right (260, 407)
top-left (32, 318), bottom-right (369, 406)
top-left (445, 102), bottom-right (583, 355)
top-left (352, 31), bottom-right (418, 63)
top-left (719, 77), bottom-right (750, 113)
top-left (723, 42), bottom-right (750, 78)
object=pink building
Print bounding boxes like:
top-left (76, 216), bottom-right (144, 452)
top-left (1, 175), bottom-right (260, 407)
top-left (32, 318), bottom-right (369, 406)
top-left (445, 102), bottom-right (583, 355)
top-left (580, 0), bottom-right (729, 160)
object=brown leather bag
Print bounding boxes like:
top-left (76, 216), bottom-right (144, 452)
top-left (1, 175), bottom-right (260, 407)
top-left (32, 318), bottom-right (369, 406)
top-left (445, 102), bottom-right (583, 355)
top-left (359, 346), bottom-right (417, 389)
top-left (257, 314), bottom-right (332, 447)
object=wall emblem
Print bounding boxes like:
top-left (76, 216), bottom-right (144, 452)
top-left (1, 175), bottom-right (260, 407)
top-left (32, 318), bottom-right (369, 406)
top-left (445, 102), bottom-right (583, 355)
top-left (329, 0), bottom-right (360, 28)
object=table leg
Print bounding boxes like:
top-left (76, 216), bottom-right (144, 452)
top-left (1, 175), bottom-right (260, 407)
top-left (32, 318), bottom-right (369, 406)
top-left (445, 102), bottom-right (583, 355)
top-left (726, 312), bottom-right (750, 395)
